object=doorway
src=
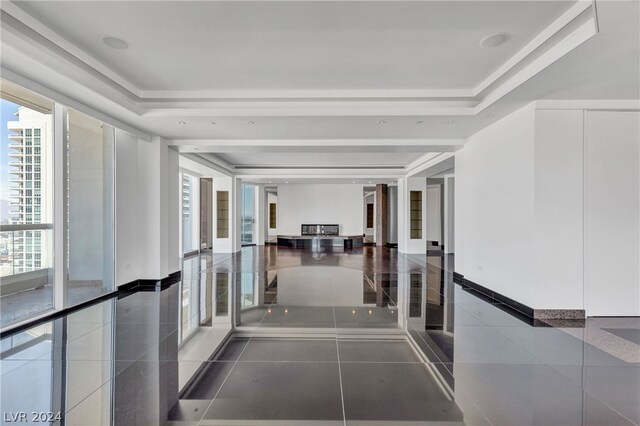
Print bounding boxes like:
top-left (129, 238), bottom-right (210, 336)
top-left (241, 184), bottom-right (255, 245)
top-left (200, 178), bottom-right (213, 250)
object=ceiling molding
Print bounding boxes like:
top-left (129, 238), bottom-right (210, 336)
top-left (0, 65), bottom-right (151, 141)
top-left (0, 1), bottom-right (600, 119)
top-left (534, 99), bottom-right (640, 110)
top-left (181, 153), bottom-right (235, 176)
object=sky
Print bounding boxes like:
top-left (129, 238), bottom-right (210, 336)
top-left (0, 99), bottom-right (20, 221)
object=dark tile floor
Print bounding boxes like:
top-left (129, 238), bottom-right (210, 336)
top-left (0, 246), bottom-right (638, 425)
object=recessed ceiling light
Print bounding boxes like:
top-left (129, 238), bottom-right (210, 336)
top-left (285, 181), bottom-right (289, 184)
top-left (247, 121), bottom-right (255, 125)
top-left (178, 121), bottom-right (186, 125)
top-left (352, 181), bottom-right (356, 184)
top-left (479, 33), bottom-right (509, 49)
top-left (269, 181), bottom-right (272, 184)
top-left (444, 120), bottom-right (454, 124)
top-left (377, 120), bottom-right (386, 125)
top-left (369, 181), bottom-right (372, 184)
top-left (103, 36), bottom-right (129, 50)
top-left (210, 121), bottom-right (216, 125)
top-left (416, 120), bottom-right (424, 124)
top-left (194, 147), bottom-right (199, 150)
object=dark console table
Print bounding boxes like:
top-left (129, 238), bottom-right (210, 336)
top-left (277, 235), bottom-right (364, 250)
top-left (278, 224), bottom-right (363, 249)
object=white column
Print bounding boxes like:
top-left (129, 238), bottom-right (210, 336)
top-left (231, 177), bottom-right (242, 253)
top-left (444, 174), bottom-right (455, 254)
top-left (255, 185), bottom-right (266, 246)
top-left (397, 177), bottom-right (408, 253)
top-left (53, 103), bottom-right (67, 309)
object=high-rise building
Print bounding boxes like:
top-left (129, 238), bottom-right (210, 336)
top-left (7, 107), bottom-right (52, 274)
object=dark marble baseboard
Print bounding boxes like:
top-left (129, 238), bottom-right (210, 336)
top-left (0, 271), bottom-right (183, 339)
top-left (452, 272), bottom-right (585, 325)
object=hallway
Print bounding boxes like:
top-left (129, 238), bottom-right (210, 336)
top-left (1, 247), bottom-right (638, 425)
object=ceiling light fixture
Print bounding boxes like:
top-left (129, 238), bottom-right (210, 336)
top-left (377, 120), bottom-right (386, 125)
top-left (416, 120), bottom-right (424, 124)
top-left (444, 120), bottom-right (454, 124)
top-left (178, 121), bottom-right (186, 125)
top-left (210, 121), bottom-right (216, 125)
top-left (285, 181), bottom-right (289, 184)
top-left (479, 33), bottom-right (509, 48)
top-left (103, 36), bottom-right (129, 50)
top-left (247, 121), bottom-right (255, 125)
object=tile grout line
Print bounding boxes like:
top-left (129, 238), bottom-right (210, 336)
top-left (197, 336), bottom-right (253, 426)
top-left (330, 284), bottom-right (347, 426)
top-left (196, 282), bottom-right (278, 425)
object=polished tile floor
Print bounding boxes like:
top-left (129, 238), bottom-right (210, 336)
top-left (1, 246), bottom-right (638, 425)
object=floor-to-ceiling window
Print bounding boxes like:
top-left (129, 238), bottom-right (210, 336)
top-left (1, 80), bottom-right (116, 330)
top-left (241, 184), bottom-right (254, 245)
top-left (180, 172), bottom-right (199, 255)
top-left (66, 109), bottom-right (115, 306)
top-left (0, 81), bottom-right (55, 328)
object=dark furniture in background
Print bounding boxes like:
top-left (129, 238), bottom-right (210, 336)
top-left (301, 224), bottom-right (339, 236)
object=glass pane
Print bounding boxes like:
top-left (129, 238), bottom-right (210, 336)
top-left (181, 173), bottom-right (199, 253)
top-left (0, 81), bottom-right (54, 329)
top-left (66, 109), bottom-right (114, 306)
top-left (240, 273), bottom-right (256, 308)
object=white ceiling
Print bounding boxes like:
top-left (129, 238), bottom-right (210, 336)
top-left (1, 0), bottom-right (638, 177)
top-left (14, 0), bottom-right (573, 92)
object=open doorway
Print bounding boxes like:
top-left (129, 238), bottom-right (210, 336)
top-left (241, 184), bottom-right (256, 246)
top-left (426, 178), bottom-right (444, 254)
top-left (363, 187), bottom-right (376, 244)
top-left (266, 187), bottom-right (278, 244)
top-left (200, 178), bottom-right (213, 250)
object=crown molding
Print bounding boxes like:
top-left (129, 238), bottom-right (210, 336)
top-left (0, 0), bottom-right (599, 119)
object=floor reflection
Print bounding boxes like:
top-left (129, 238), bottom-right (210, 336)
top-left (238, 266), bottom-right (399, 328)
top-left (0, 247), bottom-right (638, 425)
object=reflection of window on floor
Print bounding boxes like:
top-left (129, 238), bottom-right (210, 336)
top-left (241, 273), bottom-right (256, 309)
top-left (180, 278), bottom-right (199, 343)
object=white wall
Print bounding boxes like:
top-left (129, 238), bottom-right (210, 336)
top-left (456, 102), bottom-right (640, 315)
top-left (444, 176), bottom-right (454, 253)
top-left (278, 184), bottom-right (363, 235)
top-left (115, 134), bottom-right (179, 284)
top-left (533, 109), bottom-right (584, 310)
top-left (585, 111), bottom-right (640, 316)
top-left (426, 185), bottom-right (441, 244)
top-left (455, 103), bottom-right (537, 306)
